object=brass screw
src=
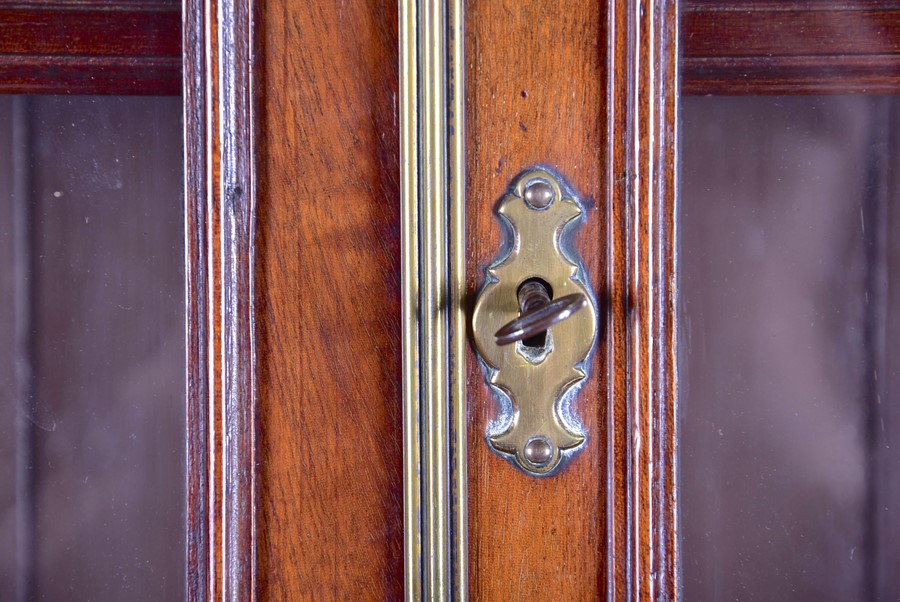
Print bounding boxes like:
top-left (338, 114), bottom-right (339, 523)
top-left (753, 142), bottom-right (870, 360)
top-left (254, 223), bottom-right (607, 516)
top-left (523, 437), bottom-right (554, 466)
top-left (523, 180), bottom-right (554, 209)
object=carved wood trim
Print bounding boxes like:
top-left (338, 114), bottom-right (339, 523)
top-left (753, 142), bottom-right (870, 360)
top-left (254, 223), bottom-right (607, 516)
top-left (0, 2), bottom-right (181, 95)
top-left (607, 0), bottom-right (679, 599)
top-left (183, 0), bottom-right (208, 598)
top-left (184, 0), bottom-right (258, 599)
top-left (3, 2), bottom-right (898, 98)
top-left (682, 2), bottom-right (900, 94)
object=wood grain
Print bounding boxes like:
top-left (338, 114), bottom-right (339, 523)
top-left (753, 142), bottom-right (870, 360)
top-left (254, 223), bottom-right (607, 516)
top-left (5, 1), bottom-right (900, 97)
top-left (464, 1), bottom-right (608, 598)
top-left (254, 0), bottom-right (404, 599)
top-left (607, 1), bottom-right (679, 598)
top-left (182, 0), bottom-right (209, 597)
top-left (186, 0), bottom-right (405, 598)
top-left (183, 0), bottom-right (257, 600)
top-left (464, 0), bottom-right (678, 598)
top-left (217, 0), bottom-right (258, 597)
top-left (0, 2), bottom-right (181, 95)
top-left (682, 2), bottom-right (900, 94)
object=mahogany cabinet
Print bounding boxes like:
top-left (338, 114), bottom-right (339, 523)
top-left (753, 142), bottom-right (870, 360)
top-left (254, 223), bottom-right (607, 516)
top-left (1, 1), bottom-right (898, 600)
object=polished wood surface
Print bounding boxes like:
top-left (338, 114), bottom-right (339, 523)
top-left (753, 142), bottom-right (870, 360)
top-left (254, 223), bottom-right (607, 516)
top-left (186, 0), bottom-right (675, 598)
top-left (464, 0), bottom-right (678, 598)
top-left (683, 2), bottom-right (900, 94)
top-left (184, 0), bottom-right (257, 599)
top-left (464, 2), bottom-right (608, 598)
top-left (4, 1), bottom-right (899, 97)
top-left (254, 0), bottom-right (404, 599)
top-left (182, 0), bottom-right (209, 596)
top-left (0, 1), bottom-right (181, 95)
top-left (608, 0), bottom-right (679, 598)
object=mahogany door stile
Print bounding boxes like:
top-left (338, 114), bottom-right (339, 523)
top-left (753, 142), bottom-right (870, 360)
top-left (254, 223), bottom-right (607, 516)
top-left (254, 0), bottom-right (404, 599)
top-left (464, 0), bottom-right (608, 598)
top-left (184, 0), bottom-right (678, 598)
top-left (186, 0), bottom-right (404, 599)
top-left (464, 0), bottom-right (678, 599)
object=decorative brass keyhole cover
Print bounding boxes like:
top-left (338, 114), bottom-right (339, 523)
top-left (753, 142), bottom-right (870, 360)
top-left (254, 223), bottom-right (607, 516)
top-left (472, 168), bottom-right (597, 476)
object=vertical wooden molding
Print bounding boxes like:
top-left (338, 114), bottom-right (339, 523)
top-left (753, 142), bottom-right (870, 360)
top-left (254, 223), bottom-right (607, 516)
top-left (184, 2), bottom-right (209, 599)
top-left (217, 0), bottom-right (258, 599)
top-left (183, 0), bottom-right (207, 596)
top-left (607, 0), bottom-right (679, 599)
top-left (184, 0), bottom-right (258, 599)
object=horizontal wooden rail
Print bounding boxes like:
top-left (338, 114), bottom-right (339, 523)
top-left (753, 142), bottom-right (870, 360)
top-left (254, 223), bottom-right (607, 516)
top-left (1, 1), bottom-right (899, 96)
top-left (0, 2), bottom-right (181, 95)
top-left (683, 2), bottom-right (900, 94)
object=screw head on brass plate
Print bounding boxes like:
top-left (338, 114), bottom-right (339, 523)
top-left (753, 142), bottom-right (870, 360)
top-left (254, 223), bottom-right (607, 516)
top-left (523, 179), bottom-right (554, 209)
top-left (471, 168), bottom-right (597, 476)
top-left (523, 437), bottom-right (554, 467)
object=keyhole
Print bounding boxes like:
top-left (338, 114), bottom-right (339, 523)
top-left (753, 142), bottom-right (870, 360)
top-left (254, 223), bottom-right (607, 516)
top-left (517, 278), bottom-right (553, 350)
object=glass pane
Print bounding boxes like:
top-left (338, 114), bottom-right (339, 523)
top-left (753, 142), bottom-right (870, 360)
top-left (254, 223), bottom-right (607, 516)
top-left (0, 96), bottom-right (184, 600)
top-left (681, 96), bottom-right (900, 600)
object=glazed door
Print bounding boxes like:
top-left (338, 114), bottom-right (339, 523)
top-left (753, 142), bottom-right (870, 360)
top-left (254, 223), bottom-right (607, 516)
top-left (3, 1), bottom-right (899, 600)
top-left (186, 0), bottom-right (900, 600)
top-left (186, 0), bottom-right (676, 599)
top-left (0, 4), bottom-right (186, 601)
top-left (679, 4), bottom-right (900, 601)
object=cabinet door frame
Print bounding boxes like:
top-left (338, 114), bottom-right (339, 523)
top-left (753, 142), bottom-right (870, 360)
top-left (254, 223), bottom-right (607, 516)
top-left (608, 1), bottom-right (680, 597)
top-left (183, 0), bottom-right (258, 599)
top-left (181, 1), bottom-right (680, 598)
top-left (4, 1), bottom-right (896, 599)
top-left (182, 1), bottom-right (900, 596)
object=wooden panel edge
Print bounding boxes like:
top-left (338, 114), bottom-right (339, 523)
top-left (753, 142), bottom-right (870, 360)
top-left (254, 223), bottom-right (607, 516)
top-left (3, 1), bottom-right (179, 10)
top-left (607, 0), bottom-right (679, 599)
top-left (184, 0), bottom-right (258, 599)
top-left (0, 56), bottom-right (181, 96)
top-left (682, 3), bottom-right (900, 95)
top-left (0, 5), bottom-right (181, 95)
top-left (682, 54), bottom-right (900, 95)
top-left (183, 0), bottom-right (209, 598)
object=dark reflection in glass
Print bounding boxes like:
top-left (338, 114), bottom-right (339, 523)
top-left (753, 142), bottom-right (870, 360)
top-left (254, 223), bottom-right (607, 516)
top-left (681, 96), bottom-right (900, 601)
top-left (0, 96), bottom-right (184, 600)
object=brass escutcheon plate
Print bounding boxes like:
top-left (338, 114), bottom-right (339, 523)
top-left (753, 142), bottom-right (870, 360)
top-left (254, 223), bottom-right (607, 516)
top-left (472, 168), bottom-right (597, 476)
